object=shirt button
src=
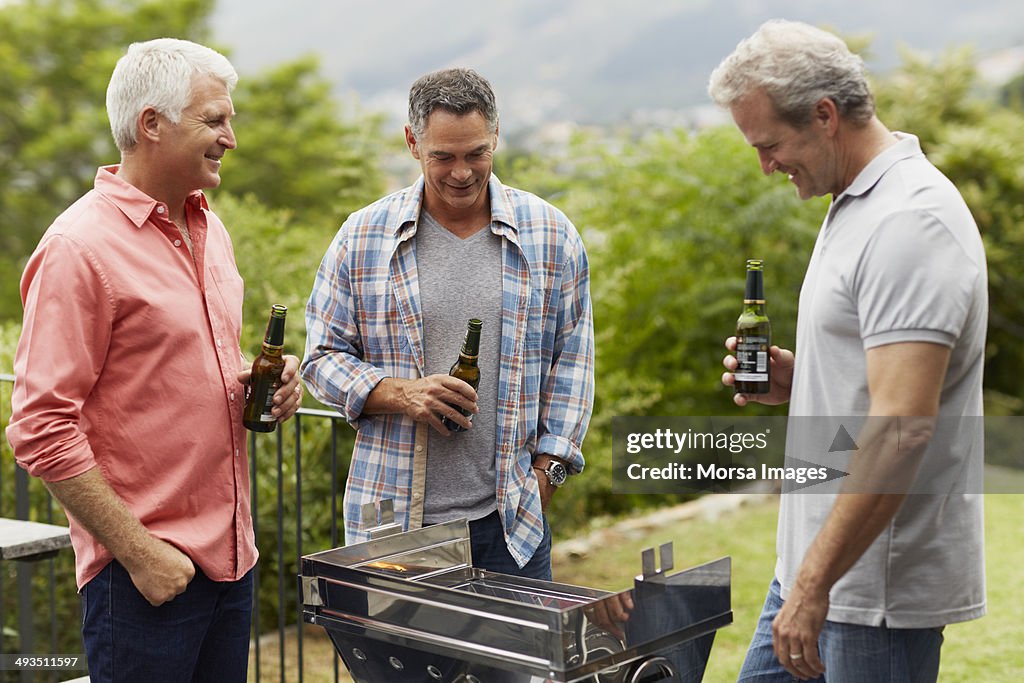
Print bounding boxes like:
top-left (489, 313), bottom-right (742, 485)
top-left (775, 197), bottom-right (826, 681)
top-left (415, 445), bottom-right (424, 453)
top-left (216, 339), bottom-right (222, 347)
top-left (230, 392), bottom-right (235, 401)
top-left (173, 239), bottom-right (182, 247)
top-left (156, 206), bottom-right (165, 214)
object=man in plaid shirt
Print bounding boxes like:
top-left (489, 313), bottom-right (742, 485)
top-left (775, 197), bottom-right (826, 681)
top-left (301, 68), bottom-right (594, 578)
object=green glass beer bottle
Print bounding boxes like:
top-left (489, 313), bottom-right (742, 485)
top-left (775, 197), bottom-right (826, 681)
top-left (735, 260), bottom-right (771, 394)
top-left (441, 318), bottom-right (482, 433)
top-left (243, 304), bottom-right (287, 432)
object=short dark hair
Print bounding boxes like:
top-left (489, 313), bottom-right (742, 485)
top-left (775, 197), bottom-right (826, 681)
top-left (408, 68), bottom-right (498, 138)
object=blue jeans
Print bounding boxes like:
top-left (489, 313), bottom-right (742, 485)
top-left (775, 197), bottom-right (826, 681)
top-left (81, 560), bottom-right (253, 683)
top-left (469, 510), bottom-right (552, 580)
top-left (738, 578), bottom-right (944, 683)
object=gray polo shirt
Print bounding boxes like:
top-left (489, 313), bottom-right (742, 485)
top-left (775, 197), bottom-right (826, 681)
top-left (778, 133), bottom-right (988, 628)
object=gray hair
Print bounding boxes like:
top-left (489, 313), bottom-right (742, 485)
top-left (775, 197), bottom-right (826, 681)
top-left (106, 38), bottom-right (238, 152)
top-left (407, 68), bottom-right (498, 138)
top-left (708, 20), bottom-right (875, 127)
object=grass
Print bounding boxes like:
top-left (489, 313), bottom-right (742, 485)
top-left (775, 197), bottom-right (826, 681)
top-left (254, 485), bottom-right (1024, 682)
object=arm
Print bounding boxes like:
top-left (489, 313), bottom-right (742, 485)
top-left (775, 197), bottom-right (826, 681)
top-left (533, 228), bottom-right (596, 506)
top-left (363, 376), bottom-right (479, 435)
top-left (7, 235), bottom-right (193, 605)
top-left (45, 469), bottom-right (194, 606)
top-left (772, 341), bottom-right (950, 679)
top-left (300, 222), bottom-right (478, 435)
top-left (300, 228), bottom-right (388, 426)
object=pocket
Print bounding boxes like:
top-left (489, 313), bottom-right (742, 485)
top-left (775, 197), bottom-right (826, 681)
top-left (208, 263), bottom-right (244, 332)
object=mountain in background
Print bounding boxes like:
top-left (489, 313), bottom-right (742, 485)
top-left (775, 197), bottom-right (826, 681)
top-left (211, 0), bottom-right (1024, 132)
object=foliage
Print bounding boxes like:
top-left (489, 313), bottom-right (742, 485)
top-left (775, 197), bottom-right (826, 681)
top-left (502, 126), bottom-right (825, 523)
top-left (222, 57), bottom-right (388, 231)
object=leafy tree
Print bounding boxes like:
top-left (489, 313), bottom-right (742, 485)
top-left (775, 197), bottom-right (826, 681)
top-left (502, 126), bottom-right (826, 522)
top-left (223, 57), bottom-right (388, 231)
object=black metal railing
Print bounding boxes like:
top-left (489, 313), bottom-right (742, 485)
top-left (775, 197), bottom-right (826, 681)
top-left (0, 373), bottom-right (351, 682)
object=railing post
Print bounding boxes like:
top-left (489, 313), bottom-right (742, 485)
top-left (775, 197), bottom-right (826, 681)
top-left (15, 468), bottom-right (35, 683)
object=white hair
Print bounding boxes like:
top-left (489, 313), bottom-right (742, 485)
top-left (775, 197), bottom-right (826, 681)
top-left (708, 20), bottom-right (874, 127)
top-left (106, 38), bottom-right (238, 152)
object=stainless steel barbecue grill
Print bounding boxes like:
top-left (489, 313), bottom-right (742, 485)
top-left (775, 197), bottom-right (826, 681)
top-left (300, 501), bottom-right (732, 682)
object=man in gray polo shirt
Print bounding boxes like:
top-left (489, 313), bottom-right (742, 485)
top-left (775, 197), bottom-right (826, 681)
top-left (709, 20), bottom-right (987, 682)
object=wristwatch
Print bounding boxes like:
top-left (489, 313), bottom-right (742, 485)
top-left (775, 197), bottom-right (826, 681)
top-left (534, 459), bottom-right (568, 487)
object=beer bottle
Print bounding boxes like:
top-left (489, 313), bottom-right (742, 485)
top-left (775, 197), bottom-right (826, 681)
top-left (441, 318), bottom-right (482, 433)
top-left (243, 304), bottom-right (288, 432)
top-left (735, 260), bottom-right (771, 394)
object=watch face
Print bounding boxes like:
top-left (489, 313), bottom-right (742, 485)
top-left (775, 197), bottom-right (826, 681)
top-left (547, 461), bottom-right (568, 486)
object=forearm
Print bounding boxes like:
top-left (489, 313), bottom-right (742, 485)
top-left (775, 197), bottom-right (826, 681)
top-left (44, 467), bottom-right (160, 572)
top-left (362, 378), bottom-right (409, 415)
top-left (793, 492), bottom-right (907, 595)
top-left (795, 342), bottom-right (947, 597)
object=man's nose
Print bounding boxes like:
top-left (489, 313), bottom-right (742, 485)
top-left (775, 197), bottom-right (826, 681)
top-left (221, 122), bottom-right (237, 150)
top-left (758, 150), bottom-right (777, 176)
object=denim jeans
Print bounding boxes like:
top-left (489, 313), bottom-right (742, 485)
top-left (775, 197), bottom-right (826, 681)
top-left (469, 510), bottom-right (552, 580)
top-left (81, 560), bottom-right (254, 683)
top-left (738, 578), bottom-right (944, 683)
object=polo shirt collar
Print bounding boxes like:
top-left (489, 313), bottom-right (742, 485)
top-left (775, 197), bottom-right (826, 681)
top-left (837, 132), bottom-right (924, 201)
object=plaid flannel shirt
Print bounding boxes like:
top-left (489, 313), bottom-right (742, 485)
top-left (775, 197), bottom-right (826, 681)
top-left (301, 174), bottom-right (594, 567)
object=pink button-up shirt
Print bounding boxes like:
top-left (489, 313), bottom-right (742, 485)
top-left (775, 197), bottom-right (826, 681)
top-left (6, 166), bottom-right (256, 589)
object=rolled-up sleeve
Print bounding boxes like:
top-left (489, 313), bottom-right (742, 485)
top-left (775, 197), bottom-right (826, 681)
top-left (7, 235), bottom-right (113, 482)
top-left (536, 225), bottom-right (594, 474)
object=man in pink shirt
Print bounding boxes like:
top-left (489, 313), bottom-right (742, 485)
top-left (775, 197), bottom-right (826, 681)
top-left (5, 39), bottom-right (302, 682)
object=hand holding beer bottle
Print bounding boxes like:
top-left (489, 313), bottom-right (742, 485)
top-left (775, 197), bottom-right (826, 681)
top-left (723, 259), bottom-right (795, 406)
top-left (244, 305), bottom-right (289, 432)
top-left (440, 319), bottom-right (482, 433)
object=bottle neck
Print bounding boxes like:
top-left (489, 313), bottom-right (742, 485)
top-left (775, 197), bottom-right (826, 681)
top-left (264, 314), bottom-right (286, 347)
top-left (744, 270), bottom-right (765, 302)
top-left (261, 342), bottom-right (284, 358)
top-left (461, 325), bottom-right (481, 358)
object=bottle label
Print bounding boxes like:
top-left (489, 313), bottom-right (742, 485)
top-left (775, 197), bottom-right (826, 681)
top-left (259, 382), bottom-right (279, 421)
top-left (736, 335), bottom-right (769, 382)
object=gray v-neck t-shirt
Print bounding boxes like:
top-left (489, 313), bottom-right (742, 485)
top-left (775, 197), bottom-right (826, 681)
top-left (416, 210), bottom-right (504, 524)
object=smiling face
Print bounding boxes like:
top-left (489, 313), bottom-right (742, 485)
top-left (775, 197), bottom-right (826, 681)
top-left (160, 73), bottom-right (237, 196)
top-left (406, 109), bottom-right (497, 228)
top-left (730, 88), bottom-right (840, 200)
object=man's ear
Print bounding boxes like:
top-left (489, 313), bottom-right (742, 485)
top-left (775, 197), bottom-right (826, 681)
top-left (137, 107), bottom-right (161, 144)
top-left (815, 97), bottom-right (840, 137)
top-left (404, 125), bottom-right (420, 159)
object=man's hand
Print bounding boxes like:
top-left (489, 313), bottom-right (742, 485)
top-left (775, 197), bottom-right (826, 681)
top-left (122, 537), bottom-right (196, 606)
top-left (771, 582), bottom-right (828, 680)
top-left (44, 468), bottom-right (197, 607)
top-left (364, 375), bottom-right (478, 435)
top-left (237, 354), bottom-right (303, 422)
top-left (585, 590), bottom-right (635, 641)
top-left (721, 337), bottom-right (795, 406)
